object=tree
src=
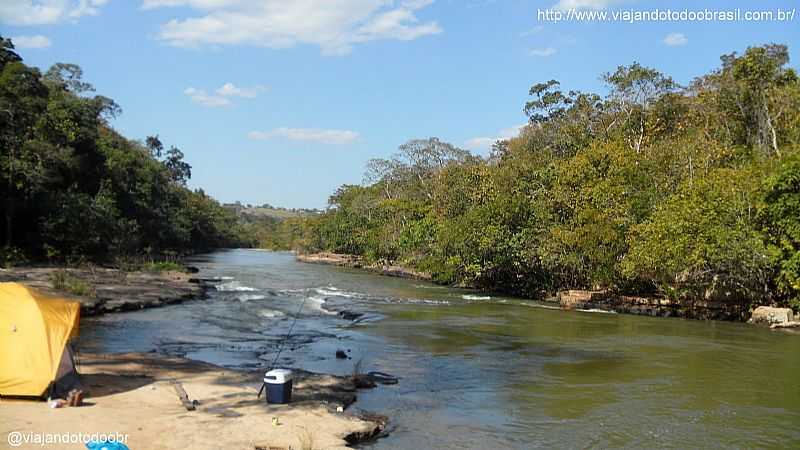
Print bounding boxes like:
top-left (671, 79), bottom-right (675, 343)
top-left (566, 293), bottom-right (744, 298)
top-left (524, 80), bottom-right (571, 124)
top-left (720, 44), bottom-right (798, 155)
top-left (0, 36), bottom-right (21, 70)
top-left (762, 153), bottom-right (800, 309)
top-left (621, 168), bottom-right (772, 301)
top-left (146, 135), bottom-right (164, 158)
top-left (365, 138), bottom-right (473, 201)
top-left (164, 146), bottom-right (191, 185)
top-left (43, 63), bottom-right (94, 94)
top-left (603, 62), bottom-right (678, 153)
top-left (0, 43), bottom-right (48, 247)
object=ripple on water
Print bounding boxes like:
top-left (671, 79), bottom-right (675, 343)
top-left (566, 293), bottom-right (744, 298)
top-left (214, 280), bottom-right (257, 292)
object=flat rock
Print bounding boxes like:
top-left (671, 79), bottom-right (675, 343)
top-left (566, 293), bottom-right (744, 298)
top-left (0, 267), bottom-right (211, 316)
top-left (749, 306), bottom-right (794, 325)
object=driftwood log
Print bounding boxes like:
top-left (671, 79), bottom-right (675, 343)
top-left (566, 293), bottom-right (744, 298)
top-left (170, 379), bottom-right (196, 411)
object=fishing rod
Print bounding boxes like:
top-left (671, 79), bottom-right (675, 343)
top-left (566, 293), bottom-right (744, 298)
top-left (258, 294), bottom-right (308, 398)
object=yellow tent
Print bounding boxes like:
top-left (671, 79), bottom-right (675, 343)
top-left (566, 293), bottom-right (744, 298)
top-left (0, 282), bottom-right (81, 397)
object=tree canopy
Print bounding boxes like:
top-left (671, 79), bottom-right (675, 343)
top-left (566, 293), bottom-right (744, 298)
top-left (272, 43), bottom-right (800, 311)
top-left (0, 36), bottom-right (252, 265)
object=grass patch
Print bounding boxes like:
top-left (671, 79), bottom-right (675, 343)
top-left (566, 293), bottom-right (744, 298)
top-left (112, 255), bottom-right (186, 273)
top-left (50, 270), bottom-right (96, 297)
top-left (141, 261), bottom-right (186, 272)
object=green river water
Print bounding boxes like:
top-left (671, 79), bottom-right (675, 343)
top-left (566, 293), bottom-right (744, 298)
top-left (81, 249), bottom-right (800, 449)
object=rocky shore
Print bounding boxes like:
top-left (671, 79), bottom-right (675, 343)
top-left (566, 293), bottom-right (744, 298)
top-left (0, 352), bottom-right (386, 450)
top-left (556, 290), bottom-right (799, 328)
top-left (297, 252), bottom-right (432, 281)
top-left (295, 254), bottom-right (799, 327)
top-left (0, 266), bottom-right (213, 315)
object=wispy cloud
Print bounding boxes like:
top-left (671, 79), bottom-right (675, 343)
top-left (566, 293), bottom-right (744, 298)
top-left (551, 0), bottom-right (630, 11)
top-left (663, 32), bottom-right (688, 47)
top-left (552, 0), bottom-right (624, 10)
top-left (10, 35), bottom-right (51, 49)
top-left (184, 87), bottom-right (231, 107)
top-left (184, 82), bottom-right (266, 107)
top-left (530, 47), bottom-right (557, 57)
top-left (465, 124), bottom-right (526, 152)
top-left (1, 0), bottom-right (108, 26)
top-left (519, 25), bottom-right (543, 37)
top-left (143, 0), bottom-right (442, 56)
top-left (248, 128), bottom-right (360, 145)
top-left (216, 82), bottom-right (267, 98)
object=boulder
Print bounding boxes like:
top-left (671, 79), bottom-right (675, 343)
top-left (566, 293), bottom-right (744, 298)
top-left (749, 306), bottom-right (794, 325)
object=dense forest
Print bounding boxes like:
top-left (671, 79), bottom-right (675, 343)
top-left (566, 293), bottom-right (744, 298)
top-left (3, 35), bottom-right (800, 311)
top-left (276, 43), bottom-right (800, 310)
top-left (0, 36), bottom-right (252, 266)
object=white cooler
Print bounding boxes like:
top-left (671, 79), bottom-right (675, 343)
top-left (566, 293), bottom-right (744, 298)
top-left (264, 369), bottom-right (293, 404)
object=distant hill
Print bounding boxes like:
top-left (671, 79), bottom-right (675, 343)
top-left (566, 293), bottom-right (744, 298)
top-left (223, 202), bottom-right (322, 221)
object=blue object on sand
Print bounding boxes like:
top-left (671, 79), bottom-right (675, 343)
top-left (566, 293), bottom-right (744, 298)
top-left (85, 440), bottom-right (130, 450)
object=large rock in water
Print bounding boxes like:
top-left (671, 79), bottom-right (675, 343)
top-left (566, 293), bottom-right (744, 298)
top-left (749, 306), bottom-right (794, 325)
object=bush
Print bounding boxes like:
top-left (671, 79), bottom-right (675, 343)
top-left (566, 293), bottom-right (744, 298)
top-left (0, 246), bottom-right (27, 268)
top-left (50, 270), bottom-right (96, 297)
top-left (762, 151), bottom-right (800, 310)
top-left (621, 168), bottom-right (773, 301)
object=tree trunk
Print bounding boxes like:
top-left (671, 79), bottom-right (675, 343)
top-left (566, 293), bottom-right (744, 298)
top-left (762, 95), bottom-right (780, 156)
top-left (4, 147), bottom-right (13, 247)
top-left (3, 198), bottom-right (11, 247)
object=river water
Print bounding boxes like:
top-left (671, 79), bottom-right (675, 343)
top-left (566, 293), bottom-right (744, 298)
top-left (80, 249), bottom-right (800, 449)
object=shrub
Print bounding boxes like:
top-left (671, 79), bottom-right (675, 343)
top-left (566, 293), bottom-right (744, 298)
top-left (50, 270), bottom-right (96, 297)
top-left (621, 168), bottom-right (774, 302)
top-left (762, 151), bottom-right (800, 310)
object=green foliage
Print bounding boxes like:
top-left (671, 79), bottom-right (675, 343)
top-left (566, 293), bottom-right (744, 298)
top-left (0, 35), bottom-right (250, 264)
top-left (0, 246), bottom-right (27, 268)
top-left (283, 43), bottom-right (800, 309)
top-left (50, 270), bottom-right (95, 297)
top-left (762, 150), bottom-right (800, 309)
top-left (621, 167), bottom-right (773, 301)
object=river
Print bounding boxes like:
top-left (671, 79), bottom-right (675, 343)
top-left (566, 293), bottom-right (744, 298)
top-left (79, 249), bottom-right (800, 449)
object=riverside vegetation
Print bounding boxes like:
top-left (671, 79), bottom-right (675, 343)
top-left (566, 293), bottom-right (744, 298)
top-left (0, 36), bottom-right (254, 267)
top-left (261, 43), bottom-right (800, 313)
top-left (3, 36), bottom-right (800, 314)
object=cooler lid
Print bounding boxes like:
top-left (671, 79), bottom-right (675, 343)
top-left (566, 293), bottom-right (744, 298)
top-left (264, 368), bottom-right (293, 384)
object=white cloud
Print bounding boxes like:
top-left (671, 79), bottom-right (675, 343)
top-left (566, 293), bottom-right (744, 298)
top-left (519, 25), bottom-right (543, 37)
top-left (552, 0), bottom-right (622, 10)
top-left (663, 32), bottom-right (687, 47)
top-left (184, 87), bottom-right (232, 107)
top-left (143, 0), bottom-right (442, 55)
top-left (11, 35), bottom-right (52, 49)
top-left (0, 0), bottom-right (108, 25)
top-left (530, 47), bottom-right (557, 57)
top-left (465, 124), bottom-right (526, 151)
top-left (248, 128), bottom-right (360, 145)
top-left (184, 82), bottom-right (266, 107)
top-left (215, 82), bottom-right (267, 98)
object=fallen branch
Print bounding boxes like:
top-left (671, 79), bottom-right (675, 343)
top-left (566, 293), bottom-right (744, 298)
top-left (170, 379), bottom-right (196, 411)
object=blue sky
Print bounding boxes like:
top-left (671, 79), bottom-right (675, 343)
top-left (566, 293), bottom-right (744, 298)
top-left (3, 0), bottom-right (798, 208)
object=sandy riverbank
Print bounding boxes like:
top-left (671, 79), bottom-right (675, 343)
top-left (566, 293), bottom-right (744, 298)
top-left (0, 352), bottom-right (385, 450)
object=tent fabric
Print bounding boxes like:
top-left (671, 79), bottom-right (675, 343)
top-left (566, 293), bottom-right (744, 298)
top-left (52, 344), bottom-right (84, 399)
top-left (0, 282), bottom-right (81, 397)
